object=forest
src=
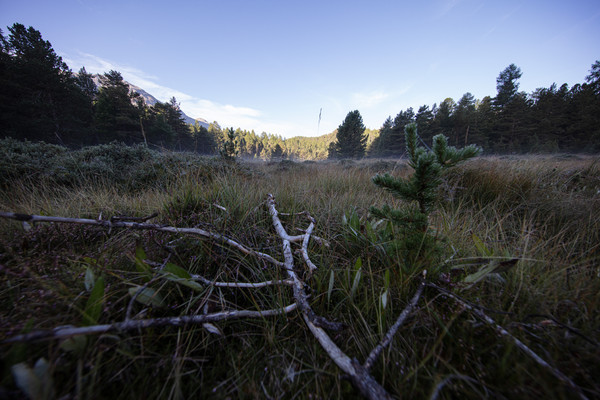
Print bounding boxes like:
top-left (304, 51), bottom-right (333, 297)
top-left (1, 23), bottom-right (599, 160)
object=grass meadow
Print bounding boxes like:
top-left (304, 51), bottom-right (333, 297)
top-left (0, 142), bottom-right (599, 399)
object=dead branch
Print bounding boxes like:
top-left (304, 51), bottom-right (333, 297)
top-left (0, 212), bottom-right (284, 268)
top-left (364, 280), bottom-right (425, 372)
top-left (300, 215), bottom-right (318, 273)
top-left (2, 303), bottom-right (298, 344)
top-left (266, 194), bottom-right (391, 400)
top-left (427, 282), bottom-right (589, 400)
top-left (191, 274), bottom-right (294, 288)
top-left (110, 212), bottom-right (159, 223)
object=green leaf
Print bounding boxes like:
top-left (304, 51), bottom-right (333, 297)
top-left (472, 234), bottom-right (492, 256)
top-left (160, 263), bottom-right (204, 291)
top-left (83, 276), bottom-right (104, 326)
top-left (163, 262), bottom-right (191, 279)
top-left (59, 335), bottom-right (87, 354)
top-left (84, 267), bottom-right (95, 291)
top-left (164, 275), bottom-right (204, 291)
top-left (384, 269), bottom-right (391, 291)
top-left (327, 270), bottom-right (335, 305)
top-left (135, 246), bottom-right (147, 262)
top-left (351, 258), bottom-right (362, 299)
top-left (354, 256), bottom-right (363, 272)
top-left (128, 286), bottom-right (165, 307)
top-left (132, 246), bottom-right (152, 281)
top-left (463, 259), bottom-right (519, 285)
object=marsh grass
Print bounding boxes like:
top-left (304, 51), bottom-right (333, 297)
top-left (0, 149), bottom-right (599, 399)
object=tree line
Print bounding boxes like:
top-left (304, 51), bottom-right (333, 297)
top-left (2, 23), bottom-right (599, 159)
top-left (363, 62), bottom-right (600, 158)
top-left (0, 23), bottom-right (217, 152)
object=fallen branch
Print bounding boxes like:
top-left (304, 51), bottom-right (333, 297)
top-left (300, 216), bottom-right (318, 273)
top-left (0, 212), bottom-right (283, 268)
top-left (427, 282), bottom-right (589, 400)
top-left (191, 274), bottom-right (295, 288)
top-left (364, 279), bottom-right (425, 371)
top-left (266, 194), bottom-right (391, 400)
top-left (2, 303), bottom-right (298, 344)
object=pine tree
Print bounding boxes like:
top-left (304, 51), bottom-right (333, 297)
top-left (220, 128), bottom-right (238, 161)
top-left (94, 70), bottom-right (141, 143)
top-left (332, 110), bottom-right (367, 159)
top-left (0, 23), bottom-right (92, 144)
top-left (370, 123), bottom-right (481, 272)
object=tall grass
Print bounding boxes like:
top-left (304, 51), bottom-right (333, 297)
top-left (0, 147), bottom-right (599, 399)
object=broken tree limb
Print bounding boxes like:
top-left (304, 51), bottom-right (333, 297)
top-left (427, 282), bottom-right (589, 400)
top-left (364, 280), bottom-right (425, 372)
top-left (300, 215), bottom-right (318, 273)
top-left (266, 194), bottom-right (391, 400)
top-left (0, 212), bottom-right (284, 268)
top-left (191, 275), bottom-right (295, 288)
top-left (2, 303), bottom-right (298, 344)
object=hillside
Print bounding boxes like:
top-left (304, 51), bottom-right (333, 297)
top-left (91, 74), bottom-right (209, 128)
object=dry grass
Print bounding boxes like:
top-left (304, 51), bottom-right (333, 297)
top-left (0, 153), bottom-right (599, 399)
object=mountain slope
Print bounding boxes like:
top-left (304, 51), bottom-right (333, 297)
top-left (91, 75), bottom-right (209, 128)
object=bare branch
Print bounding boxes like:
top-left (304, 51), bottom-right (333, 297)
top-left (364, 281), bottom-right (425, 371)
top-left (266, 194), bottom-right (391, 400)
top-left (0, 212), bottom-right (284, 268)
top-left (3, 303), bottom-right (298, 344)
top-left (110, 212), bottom-right (159, 223)
top-left (300, 216), bottom-right (318, 273)
top-left (191, 274), bottom-right (294, 288)
top-left (427, 282), bottom-right (589, 400)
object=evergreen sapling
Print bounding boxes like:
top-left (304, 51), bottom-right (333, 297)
top-left (370, 123), bottom-right (481, 274)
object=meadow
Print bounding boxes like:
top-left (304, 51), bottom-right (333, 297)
top-left (0, 141), bottom-right (598, 399)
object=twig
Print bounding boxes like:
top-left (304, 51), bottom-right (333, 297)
top-left (266, 194), bottom-right (391, 400)
top-left (363, 280), bottom-right (425, 371)
top-left (110, 212), bottom-right (159, 223)
top-left (3, 304), bottom-right (298, 344)
top-left (300, 215), bottom-right (318, 273)
top-left (427, 282), bottom-right (589, 400)
top-left (0, 212), bottom-right (284, 268)
top-left (191, 275), bottom-right (294, 288)
top-left (521, 314), bottom-right (600, 348)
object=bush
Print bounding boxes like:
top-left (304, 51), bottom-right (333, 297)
top-left (0, 138), bottom-right (239, 191)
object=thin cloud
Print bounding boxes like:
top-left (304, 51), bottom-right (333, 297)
top-left (61, 52), bottom-right (331, 137)
top-left (61, 51), bottom-right (299, 133)
top-left (433, 0), bottom-right (464, 20)
top-left (351, 90), bottom-right (390, 108)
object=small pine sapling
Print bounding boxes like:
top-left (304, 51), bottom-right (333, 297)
top-left (371, 123), bottom-right (481, 275)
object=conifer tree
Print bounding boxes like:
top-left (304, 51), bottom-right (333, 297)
top-left (370, 123), bottom-right (481, 271)
top-left (220, 128), bottom-right (238, 161)
top-left (332, 110), bottom-right (367, 158)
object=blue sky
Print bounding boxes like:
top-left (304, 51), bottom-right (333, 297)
top-left (1, 0), bottom-right (599, 138)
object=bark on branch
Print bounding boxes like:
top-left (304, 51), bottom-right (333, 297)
top-left (266, 194), bottom-right (392, 400)
top-left (3, 304), bottom-right (298, 344)
top-left (0, 212), bottom-right (283, 268)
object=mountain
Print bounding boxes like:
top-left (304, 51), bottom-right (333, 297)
top-left (90, 74), bottom-right (209, 128)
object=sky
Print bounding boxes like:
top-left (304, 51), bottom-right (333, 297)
top-left (1, 0), bottom-right (599, 138)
